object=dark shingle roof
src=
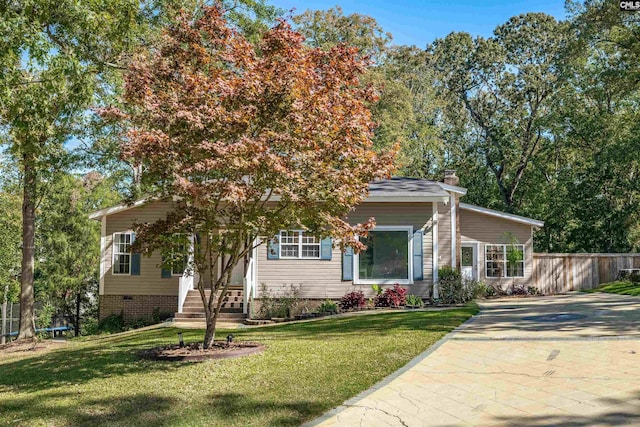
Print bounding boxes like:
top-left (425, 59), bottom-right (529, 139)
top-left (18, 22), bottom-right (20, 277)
top-left (368, 177), bottom-right (451, 198)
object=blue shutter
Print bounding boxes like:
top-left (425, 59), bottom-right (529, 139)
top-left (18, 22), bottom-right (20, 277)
top-left (131, 253), bottom-right (141, 276)
top-left (342, 247), bottom-right (353, 281)
top-left (267, 237), bottom-right (279, 260)
top-left (161, 255), bottom-right (172, 278)
top-left (320, 237), bottom-right (332, 260)
top-left (413, 230), bottom-right (424, 281)
top-left (130, 233), bottom-right (141, 275)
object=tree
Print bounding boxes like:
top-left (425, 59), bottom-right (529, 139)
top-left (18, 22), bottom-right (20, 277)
top-left (0, 189), bottom-right (21, 343)
top-left (0, 0), bottom-right (144, 339)
top-left (292, 6), bottom-right (391, 64)
top-left (429, 14), bottom-right (568, 211)
top-left (104, 5), bottom-right (395, 348)
top-left (35, 172), bottom-right (121, 334)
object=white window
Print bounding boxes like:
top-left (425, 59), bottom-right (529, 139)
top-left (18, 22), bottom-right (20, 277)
top-left (354, 226), bottom-right (413, 285)
top-left (279, 230), bottom-right (320, 259)
top-left (113, 232), bottom-right (132, 275)
top-left (485, 244), bottom-right (525, 278)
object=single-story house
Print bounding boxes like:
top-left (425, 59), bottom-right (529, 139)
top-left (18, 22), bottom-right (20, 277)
top-left (89, 171), bottom-right (544, 321)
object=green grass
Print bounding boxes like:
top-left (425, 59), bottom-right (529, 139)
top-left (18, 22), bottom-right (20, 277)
top-left (0, 306), bottom-right (477, 427)
top-left (584, 280), bottom-right (640, 296)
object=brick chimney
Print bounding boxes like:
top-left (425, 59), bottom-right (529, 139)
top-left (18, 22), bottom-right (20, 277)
top-left (444, 169), bottom-right (459, 186)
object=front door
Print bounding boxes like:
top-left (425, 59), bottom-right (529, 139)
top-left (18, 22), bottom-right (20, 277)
top-left (461, 244), bottom-right (477, 280)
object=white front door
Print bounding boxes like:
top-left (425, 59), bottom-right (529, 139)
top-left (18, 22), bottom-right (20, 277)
top-left (461, 244), bottom-right (478, 280)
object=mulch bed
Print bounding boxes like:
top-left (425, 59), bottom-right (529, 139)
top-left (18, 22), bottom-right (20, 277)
top-left (139, 341), bottom-right (265, 362)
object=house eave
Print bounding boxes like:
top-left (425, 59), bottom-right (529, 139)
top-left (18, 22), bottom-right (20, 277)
top-left (438, 183), bottom-right (468, 195)
top-left (365, 195), bottom-right (450, 203)
top-left (88, 198), bottom-right (148, 221)
top-left (460, 203), bottom-right (544, 228)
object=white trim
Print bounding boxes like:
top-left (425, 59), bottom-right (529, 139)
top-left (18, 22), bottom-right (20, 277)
top-left (111, 232), bottom-right (133, 276)
top-left (99, 216), bottom-right (106, 295)
top-left (365, 195), bottom-right (450, 203)
top-left (461, 241), bottom-right (479, 280)
top-left (432, 202), bottom-right (439, 299)
top-left (484, 244), bottom-right (525, 279)
top-left (450, 194), bottom-right (456, 268)
top-left (460, 203), bottom-right (544, 228)
top-left (89, 198), bottom-right (148, 220)
top-left (278, 230), bottom-right (321, 260)
top-left (438, 182), bottom-right (467, 195)
top-left (353, 225), bottom-right (414, 285)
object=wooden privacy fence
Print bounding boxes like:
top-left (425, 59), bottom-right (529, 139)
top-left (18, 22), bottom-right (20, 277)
top-left (532, 253), bottom-right (640, 294)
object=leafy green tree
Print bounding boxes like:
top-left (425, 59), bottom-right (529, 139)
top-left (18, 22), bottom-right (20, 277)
top-left (0, 0), bottom-right (144, 339)
top-left (35, 172), bottom-right (121, 333)
top-left (0, 189), bottom-right (21, 343)
top-left (429, 14), bottom-right (568, 211)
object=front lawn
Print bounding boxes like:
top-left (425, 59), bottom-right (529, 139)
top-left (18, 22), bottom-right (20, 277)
top-left (584, 280), bottom-right (640, 296)
top-left (0, 306), bottom-right (477, 427)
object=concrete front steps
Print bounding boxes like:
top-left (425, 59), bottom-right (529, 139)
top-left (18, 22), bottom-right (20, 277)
top-left (174, 288), bottom-right (245, 323)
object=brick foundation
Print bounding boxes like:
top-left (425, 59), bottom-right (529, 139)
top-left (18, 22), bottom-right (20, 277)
top-left (99, 295), bottom-right (178, 321)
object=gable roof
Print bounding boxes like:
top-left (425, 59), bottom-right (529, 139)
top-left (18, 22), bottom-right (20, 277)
top-left (460, 202), bottom-right (544, 228)
top-left (367, 177), bottom-right (451, 202)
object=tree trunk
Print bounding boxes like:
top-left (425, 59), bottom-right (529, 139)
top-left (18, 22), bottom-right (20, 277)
top-left (203, 312), bottom-right (217, 349)
top-left (18, 155), bottom-right (36, 340)
top-left (75, 292), bottom-right (81, 337)
top-left (1, 286), bottom-right (7, 345)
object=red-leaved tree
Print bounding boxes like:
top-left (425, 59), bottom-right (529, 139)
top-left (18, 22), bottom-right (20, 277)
top-left (102, 4), bottom-right (395, 348)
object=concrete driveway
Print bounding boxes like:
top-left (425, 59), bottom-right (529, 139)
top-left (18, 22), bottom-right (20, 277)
top-left (308, 293), bottom-right (640, 426)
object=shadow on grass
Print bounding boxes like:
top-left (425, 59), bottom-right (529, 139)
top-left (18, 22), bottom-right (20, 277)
top-left (207, 393), bottom-right (324, 426)
top-left (1, 390), bottom-right (181, 426)
top-left (0, 334), bottom-right (184, 393)
top-left (0, 389), bottom-right (324, 426)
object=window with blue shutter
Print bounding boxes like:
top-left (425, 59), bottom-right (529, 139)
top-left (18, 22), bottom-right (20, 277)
top-left (267, 237), bottom-right (279, 260)
top-left (342, 247), bottom-right (353, 281)
top-left (413, 230), bottom-right (424, 281)
top-left (320, 237), bottom-right (332, 260)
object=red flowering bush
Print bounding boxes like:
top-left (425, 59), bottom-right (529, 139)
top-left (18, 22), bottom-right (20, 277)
top-left (374, 284), bottom-right (407, 307)
top-left (340, 291), bottom-right (366, 310)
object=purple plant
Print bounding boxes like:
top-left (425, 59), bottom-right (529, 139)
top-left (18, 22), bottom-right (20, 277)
top-left (340, 291), bottom-right (366, 310)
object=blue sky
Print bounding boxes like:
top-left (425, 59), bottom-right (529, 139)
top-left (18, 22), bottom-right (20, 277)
top-left (270, 0), bottom-right (568, 47)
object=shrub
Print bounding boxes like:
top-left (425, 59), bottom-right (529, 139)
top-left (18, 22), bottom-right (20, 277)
top-left (318, 299), bottom-right (338, 314)
top-left (98, 312), bottom-right (125, 334)
top-left (438, 266), bottom-right (461, 281)
top-left (405, 294), bottom-right (423, 308)
top-left (438, 272), bottom-right (485, 305)
top-left (256, 283), bottom-right (301, 319)
top-left (340, 291), bottom-right (365, 310)
top-left (374, 284), bottom-right (407, 307)
top-left (152, 307), bottom-right (173, 323)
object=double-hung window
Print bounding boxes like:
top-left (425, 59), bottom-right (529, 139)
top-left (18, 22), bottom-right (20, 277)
top-left (485, 244), bottom-right (525, 278)
top-left (113, 232), bottom-right (133, 275)
top-left (279, 231), bottom-right (320, 259)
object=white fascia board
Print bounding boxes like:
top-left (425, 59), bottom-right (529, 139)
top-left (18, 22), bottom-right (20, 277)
top-left (88, 198), bottom-right (148, 221)
top-left (438, 183), bottom-right (467, 195)
top-left (262, 195), bottom-right (450, 203)
top-left (460, 203), bottom-right (544, 228)
top-left (88, 195), bottom-right (182, 220)
top-left (365, 195), bottom-right (450, 203)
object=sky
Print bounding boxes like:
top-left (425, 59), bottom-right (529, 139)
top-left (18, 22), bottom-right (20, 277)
top-left (270, 0), bottom-right (568, 47)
